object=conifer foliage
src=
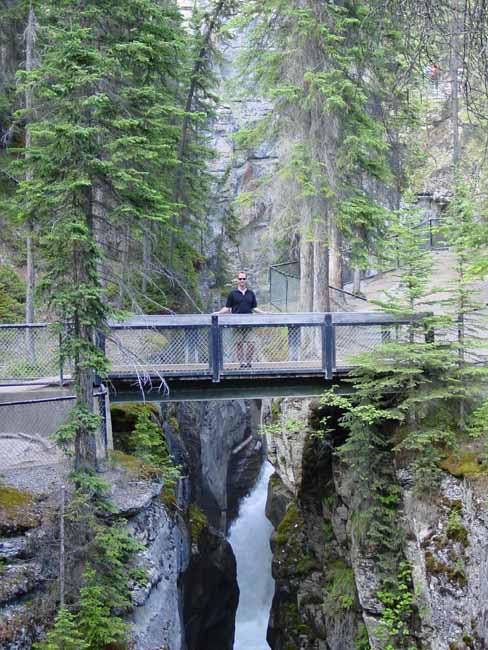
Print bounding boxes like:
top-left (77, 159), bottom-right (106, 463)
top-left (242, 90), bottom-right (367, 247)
top-left (237, 0), bottom-right (414, 307)
top-left (13, 0), bottom-right (187, 468)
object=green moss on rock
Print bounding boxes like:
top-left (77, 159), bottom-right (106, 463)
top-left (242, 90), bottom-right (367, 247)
top-left (440, 452), bottom-right (487, 479)
top-left (160, 485), bottom-right (177, 515)
top-left (274, 503), bottom-right (302, 546)
top-left (445, 504), bottom-right (469, 547)
top-left (424, 550), bottom-right (466, 586)
top-left (323, 559), bottom-right (357, 612)
top-left (0, 486), bottom-right (38, 535)
top-left (109, 450), bottom-right (161, 481)
top-left (188, 504), bottom-right (208, 542)
top-left (279, 602), bottom-right (310, 645)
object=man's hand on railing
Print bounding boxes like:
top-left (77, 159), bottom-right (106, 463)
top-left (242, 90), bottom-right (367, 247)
top-left (212, 307), bottom-right (231, 315)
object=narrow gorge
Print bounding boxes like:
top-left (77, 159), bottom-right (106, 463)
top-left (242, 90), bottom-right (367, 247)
top-left (3, 395), bottom-right (488, 650)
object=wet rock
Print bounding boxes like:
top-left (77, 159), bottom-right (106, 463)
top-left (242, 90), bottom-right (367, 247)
top-left (183, 526), bottom-right (238, 650)
top-left (0, 537), bottom-right (29, 561)
top-left (162, 399), bottom-right (263, 530)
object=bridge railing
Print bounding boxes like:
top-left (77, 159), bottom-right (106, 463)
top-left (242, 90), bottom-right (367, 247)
top-left (1, 313), bottom-right (418, 385)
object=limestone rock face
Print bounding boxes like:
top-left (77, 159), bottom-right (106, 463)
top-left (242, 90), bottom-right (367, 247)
top-left (126, 496), bottom-right (189, 650)
top-left (266, 401), bottom-right (364, 650)
top-left (266, 398), bottom-right (317, 496)
top-left (162, 399), bottom-right (264, 530)
top-left (266, 398), bottom-right (488, 650)
top-left (400, 475), bottom-right (488, 649)
top-left (0, 488), bottom-right (53, 650)
top-left (0, 474), bottom-right (189, 650)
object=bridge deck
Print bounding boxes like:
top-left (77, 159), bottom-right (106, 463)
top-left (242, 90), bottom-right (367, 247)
top-left (0, 312), bottom-right (414, 386)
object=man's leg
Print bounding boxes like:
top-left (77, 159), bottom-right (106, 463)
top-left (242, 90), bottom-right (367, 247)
top-left (244, 328), bottom-right (255, 367)
top-left (236, 329), bottom-right (245, 367)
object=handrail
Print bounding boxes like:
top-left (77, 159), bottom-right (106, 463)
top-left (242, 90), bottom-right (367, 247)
top-left (1, 313), bottom-right (430, 386)
top-left (2, 312), bottom-right (424, 330)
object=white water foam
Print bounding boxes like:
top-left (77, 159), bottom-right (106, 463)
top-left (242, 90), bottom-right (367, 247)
top-left (228, 461), bottom-right (275, 650)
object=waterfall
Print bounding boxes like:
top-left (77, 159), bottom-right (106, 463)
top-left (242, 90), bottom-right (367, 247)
top-left (228, 461), bottom-right (275, 650)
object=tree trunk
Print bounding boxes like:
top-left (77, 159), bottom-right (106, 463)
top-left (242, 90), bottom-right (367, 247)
top-left (352, 268), bottom-right (362, 295)
top-left (299, 215), bottom-right (314, 313)
top-left (450, 4), bottom-right (460, 168)
top-left (93, 184), bottom-right (108, 289)
top-left (117, 223), bottom-right (130, 309)
top-left (24, 2), bottom-right (36, 360)
top-left (142, 222), bottom-right (152, 295)
top-left (329, 220), bottom-right (342, 289)
top-left (312, 217), bottom-right (330, 312)
top-left (73, 190), bottom-right (99, 471)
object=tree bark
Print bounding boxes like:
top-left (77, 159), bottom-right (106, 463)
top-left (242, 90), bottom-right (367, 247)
top-left (352, 268), bottom-right (361, 295)
top-left (450, 3), bottom-right (461, 168)
top-left (299, 213), bottom-right (314, 312)
top-left (24, 2), bottom-right (36, 361)
top-left (142, 222), bottom-right (152, 294)
top-left (312, 217), bottom-right (330, 312)
top-left (328, 220), bottom-right (342, 289)
top-left (73, 189), bottom-right (98, 471)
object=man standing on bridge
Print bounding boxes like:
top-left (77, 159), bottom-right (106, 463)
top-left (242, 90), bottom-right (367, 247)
top-left (214, 272), bottom-right (266, 368)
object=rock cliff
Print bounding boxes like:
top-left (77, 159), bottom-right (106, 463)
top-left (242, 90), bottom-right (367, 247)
top-left (265, 398), bottom-right (488, 650)
top-left (161, 398), bottom-right (264, 531)
top-left (0, 395), bottom-right (265, 650)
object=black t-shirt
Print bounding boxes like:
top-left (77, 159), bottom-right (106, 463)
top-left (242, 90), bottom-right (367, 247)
top-left (226, 288), bottom-right (257, 314)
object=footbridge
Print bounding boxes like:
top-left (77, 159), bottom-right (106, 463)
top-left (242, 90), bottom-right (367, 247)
top-left (1, 312), bottom-right (413, 395)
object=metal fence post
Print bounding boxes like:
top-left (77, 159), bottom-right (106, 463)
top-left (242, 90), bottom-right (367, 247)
top-left (211, 315), bottom-right (221, 383)
top-left (322, 314), bottom-right (335, 379)
top-left (94, 330), bottom-right (106, 387)
top-left (59, 331), bottom-right (64, 386)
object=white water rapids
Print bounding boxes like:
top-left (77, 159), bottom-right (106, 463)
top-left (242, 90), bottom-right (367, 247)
top-left (228, 461), bottom-right (275, 650)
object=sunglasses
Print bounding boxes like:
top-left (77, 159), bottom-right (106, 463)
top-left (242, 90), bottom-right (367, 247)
top-left (238, 277), bottom-right (246, 280)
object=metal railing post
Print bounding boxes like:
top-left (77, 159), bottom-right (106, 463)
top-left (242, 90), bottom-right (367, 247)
top-left (322, 314), bottom-right (335, 379)
top-left (211, 315), bottom-right (221, 383)
top-left (59, 331), bottom-right (64, 386)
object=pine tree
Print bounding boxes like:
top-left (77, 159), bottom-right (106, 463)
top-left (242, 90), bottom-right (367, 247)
top-left (13, 0), bottom-right (187, 468)
top-left (77, 569), bottom-right (127, 649)
top-left (33, 607), bottom-right (87, 650)
top-left (237, 0), bottom-right (416, 308)
top-left (440, 181), bottom-right (488, 428)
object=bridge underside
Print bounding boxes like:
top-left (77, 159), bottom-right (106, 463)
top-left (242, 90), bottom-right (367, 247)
top-left (109, 374), bottom-right (348, 402)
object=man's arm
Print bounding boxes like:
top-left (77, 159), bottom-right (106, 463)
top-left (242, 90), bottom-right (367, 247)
top-left (213, 306), bottom-right (232, 315)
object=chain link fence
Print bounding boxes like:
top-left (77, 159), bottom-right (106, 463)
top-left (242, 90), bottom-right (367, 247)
top-left (107, 325), bottom-right (210, 378)
top-left (334, 323), bottom-right (412, 369)
top-left (269, 262), bottom-right (300, 311)
top-left (1, 316), bottom-right (438, 383)
top-left (269, 262), bottom-right (370, 312)
top-left (0, 324), bottom-right (62, 385)
top-left (0, 391), bottom-right (109, 478)
top-left (221, 324), bottom-right (323, 372)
